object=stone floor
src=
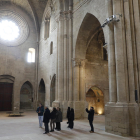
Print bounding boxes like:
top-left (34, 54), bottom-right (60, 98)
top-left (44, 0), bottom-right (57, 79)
top-left (0, 111), bottom-right (140, 140)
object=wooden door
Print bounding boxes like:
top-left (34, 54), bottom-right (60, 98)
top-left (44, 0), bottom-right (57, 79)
top-left (0, 83), bottom-right (13, 111)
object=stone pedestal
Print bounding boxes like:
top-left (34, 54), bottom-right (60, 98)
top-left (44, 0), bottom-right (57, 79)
top-left (105, 103), bottom-right (140, 136)
top-left (73, 101), bottom-right (85, 119)
top-left (52, 100), bottom-right (60, 108)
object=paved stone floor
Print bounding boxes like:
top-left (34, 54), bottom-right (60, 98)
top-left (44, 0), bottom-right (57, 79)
top-left (0, 111), bottom-right (140, 140)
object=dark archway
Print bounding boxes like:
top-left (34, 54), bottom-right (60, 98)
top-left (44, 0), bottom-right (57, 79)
top-left (38, 79), bottom-right (45, 107)
top-left (0, 75), bottom-right (15, 111)
top-left (20, 81), bottom-right (33, 109)
top-left (50, 74), bottom-right (56, 107)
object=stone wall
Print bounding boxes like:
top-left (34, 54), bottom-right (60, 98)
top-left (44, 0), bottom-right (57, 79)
top-left (0, 4), bottom-right (38, 110)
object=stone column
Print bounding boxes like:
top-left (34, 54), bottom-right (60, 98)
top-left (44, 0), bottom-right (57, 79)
top-left (106, 0), bottom-right (117, 103)
top-left (113, 0), bottom-right (127, 103)
top-left (68, 4), bottom-right (73, 106)
top-left (79, 59), bottom-right (86, 101)
top-left (57, 13), bottom-right (64, 102)
top-left (132, 0), bottom-right (140, 103)
top-left (123, 0), bottom-right (135, 103)
top-left (73, 58), bottom-right (80, 101)
top-left (63, 12), bottom-right (67, 101)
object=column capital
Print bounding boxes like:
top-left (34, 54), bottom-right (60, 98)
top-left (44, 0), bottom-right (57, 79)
top-left (72, 58), bottom-right (81, 67)
top-left (55, 12), bottom-right (64, 22)
top-left (80, 59), bottom-right (87, 68)
top-left (72, 58), bottom-right (87, 67)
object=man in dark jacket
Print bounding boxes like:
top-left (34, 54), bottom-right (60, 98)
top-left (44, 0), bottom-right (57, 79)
top-left (86, 107), bottom-right (94, 133)
top-left (69, 108), bottom-right (74, 129)
top-left (66, 107), bottom-right (70, 128)
top-left (50, 107), bottom-right (56, 132)
top-left (36, 103), bottom-right (44, 128)
top-left (43, 106), bottom-right (50, 134)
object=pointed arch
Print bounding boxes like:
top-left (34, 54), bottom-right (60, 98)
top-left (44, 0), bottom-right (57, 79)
top-left (20, 81), bottom-right (33, 109)
top-left (38, 79), bottom-right (45, 107)
top-left (75, 13), bottom-right (105, 59)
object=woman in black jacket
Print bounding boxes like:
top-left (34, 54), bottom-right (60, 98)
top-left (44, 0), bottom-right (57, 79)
top-left (66, 107), bottom-right (70, 128)
top-left (69, 108), bottom-right (74, 129)
top-left (55, 107), bottom-right (62, 131)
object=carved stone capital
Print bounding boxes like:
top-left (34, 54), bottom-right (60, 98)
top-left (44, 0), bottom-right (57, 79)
top-left (80, 59), bottom-right (87, 68)
top-left (55, 12), bottom-right (64, 22)
top-left (72, 58), bottom-right (81, 67)
top-left (72, 58), bottom-right (87, 67)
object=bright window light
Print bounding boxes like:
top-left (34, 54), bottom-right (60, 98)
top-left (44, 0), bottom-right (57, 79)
top-left (27, 48), bottom-right (35, 63)
top-left (0, 20), bottom-right (19, 41)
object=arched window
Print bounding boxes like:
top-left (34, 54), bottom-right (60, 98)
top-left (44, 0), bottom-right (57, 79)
top-left (44, 18), bottom-right (50, 39)
top-left (50, 41), bottom-right (53, 55)
top-left (27, 48), bottom-right (35, 62)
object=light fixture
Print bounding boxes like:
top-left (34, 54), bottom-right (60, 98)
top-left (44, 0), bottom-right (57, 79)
top-left (101, 14), bottom-right (122, 28)
top-left (0, 20), bottom-right (19, 41)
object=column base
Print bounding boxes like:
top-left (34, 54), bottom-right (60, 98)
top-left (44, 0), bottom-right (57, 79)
top-left (52, 100), bottom-right (60, 108)
top-left (73, 101), bottom-right (85, 119)
top-left (105, 102), bottom-right (140, 137)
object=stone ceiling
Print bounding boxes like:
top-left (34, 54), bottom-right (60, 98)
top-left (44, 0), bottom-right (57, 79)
top-left (0, 0), bottom-right (48, 28)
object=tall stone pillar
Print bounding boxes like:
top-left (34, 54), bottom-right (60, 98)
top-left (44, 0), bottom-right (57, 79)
top-left (72, 59), bottom-right (85, 118)
top-left (63, 12), bottom-right (67, 102)
top-left (73, 59), bottom-right (80, 101)
top-left (79, 59), bottom-right (86, 101)
top-left (106, 0), bottom-right (117, 103)
top-left (57, 13), bottom-right (64, 102)
top-left (113, 0), bottom-right (127, 103)
top-left (68, 1), bottom-right (73, 107)
top-left (123, 0), bottom-right (135, 103)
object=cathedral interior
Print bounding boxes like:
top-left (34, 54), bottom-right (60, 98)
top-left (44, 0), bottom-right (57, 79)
top-left (0, 0), bottom-right (140, 139)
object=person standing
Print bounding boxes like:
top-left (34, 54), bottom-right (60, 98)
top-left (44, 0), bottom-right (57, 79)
top-left (55, 107), bottom-right (62, 131)
top-left (69, 108), bottom-right (74, 129)
top-left (43, 106), bottom-right (50, 134)
top-left (50, 107), bottom-right (57, 132)
top-left (66, 107), bottom-right (70, 128)
top-left (36, 103), bottom-right (44, 128)
top-left (86, 107), bottom-right (94, 133)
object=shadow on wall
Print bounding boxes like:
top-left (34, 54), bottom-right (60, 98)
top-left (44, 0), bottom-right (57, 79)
top-left (38, 79), bottom-right (45, 107)
top-left (86, 87), bottom-right (104, 115)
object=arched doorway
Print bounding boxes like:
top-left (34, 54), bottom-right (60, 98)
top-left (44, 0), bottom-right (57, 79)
top-left (86, 87), bottom-right (104, 115)
top-left (0, 75), bottom-right (15, 111)
top-left (38, 79), bottom-right (45, 107)
top-left (20, 81), bottom-right (33, 109)
top-left (50, 74), bottom-right (56, 107)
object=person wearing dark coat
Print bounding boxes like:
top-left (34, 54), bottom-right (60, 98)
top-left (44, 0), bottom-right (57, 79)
top-left (50, 107), bottom-right (57, 132)
top-left (43, 107), bottom-right (50, 134)
top-left (69, 108), bottom-right (74, 129)
top-left (55, 107), bottom-right (62, 131)
top-left (36, 103), bottom-right (44, 128)
top-left (86, 107), bottom-right (94, 133)
top-left (66, 107), bottom-right (71, 128)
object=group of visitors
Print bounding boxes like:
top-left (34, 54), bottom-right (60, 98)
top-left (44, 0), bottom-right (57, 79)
top-left (36, 103), bottom-right (94, 134)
